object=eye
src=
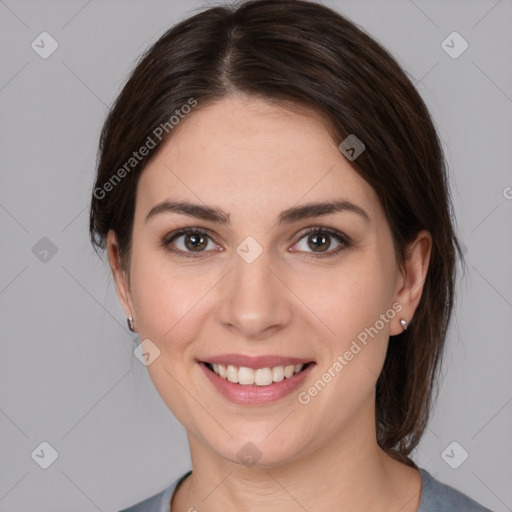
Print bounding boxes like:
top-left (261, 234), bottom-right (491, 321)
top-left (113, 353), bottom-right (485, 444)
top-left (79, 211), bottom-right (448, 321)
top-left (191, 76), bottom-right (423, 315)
top-left (292, 226), bottom-right (350, 258)
top-left (161, 228), bottom-right (219, 258)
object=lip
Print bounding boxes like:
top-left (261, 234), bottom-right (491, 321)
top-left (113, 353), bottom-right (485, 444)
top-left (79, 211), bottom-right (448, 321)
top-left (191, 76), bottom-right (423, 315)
top-left (198, 353), bottom-right (313, 369)
top-left (198, 360), bottom-right (316, 405)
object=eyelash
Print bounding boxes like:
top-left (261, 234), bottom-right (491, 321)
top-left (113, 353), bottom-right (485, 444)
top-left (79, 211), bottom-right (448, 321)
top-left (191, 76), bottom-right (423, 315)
top-left (160, 226), bottom-right (351, 259)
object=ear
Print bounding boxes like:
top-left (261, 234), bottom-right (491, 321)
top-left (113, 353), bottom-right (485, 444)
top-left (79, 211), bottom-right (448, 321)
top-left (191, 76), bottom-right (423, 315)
top-left (390, 230), bottom-right (432, 335)
top-left (107, 229), bottom-right (136, 329)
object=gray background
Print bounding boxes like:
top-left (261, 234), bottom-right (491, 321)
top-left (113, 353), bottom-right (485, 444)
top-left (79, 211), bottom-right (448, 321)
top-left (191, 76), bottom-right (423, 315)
top-left (0, 0), bottom-right (511, 510)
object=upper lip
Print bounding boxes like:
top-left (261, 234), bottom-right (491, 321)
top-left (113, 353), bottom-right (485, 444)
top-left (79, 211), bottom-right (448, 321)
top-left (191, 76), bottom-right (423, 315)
top-left (199, 354), bottom-right (314, 369)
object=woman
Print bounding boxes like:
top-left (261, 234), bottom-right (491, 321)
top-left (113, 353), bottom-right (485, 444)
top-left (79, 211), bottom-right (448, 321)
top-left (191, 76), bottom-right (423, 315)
top-left (89, 1), bottom-right (492, 510)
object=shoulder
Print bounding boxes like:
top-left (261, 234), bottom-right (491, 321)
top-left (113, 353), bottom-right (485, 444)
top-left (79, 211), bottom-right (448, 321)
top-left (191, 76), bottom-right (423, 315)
top-left (118, 471), bottom-right (191, 512)
top-left (119, 468), bottom-right (493, 512)
top-left (118, 483), bottom-right (176, 512)
top-left (418, 468), bottom-right (493, 512)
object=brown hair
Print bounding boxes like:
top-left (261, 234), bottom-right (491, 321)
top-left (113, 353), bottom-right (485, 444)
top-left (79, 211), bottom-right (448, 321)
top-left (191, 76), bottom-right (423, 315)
top-left (89, 0), bottom-right (463, 466)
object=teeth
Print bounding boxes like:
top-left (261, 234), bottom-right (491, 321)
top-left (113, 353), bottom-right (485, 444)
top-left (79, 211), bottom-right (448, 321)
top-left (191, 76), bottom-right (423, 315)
top-left (238, 366), bottom-right (254, 385)
top-left (284, 365), bottom-right (294, 378)
top-left (227, 364), bottom-right (239, 383)
top-left (209, 363), bottom-right (305, 386)
top-left (272, 366), bottom-right (284, 382)
top-left (255, 368), bottom-right (272, 386)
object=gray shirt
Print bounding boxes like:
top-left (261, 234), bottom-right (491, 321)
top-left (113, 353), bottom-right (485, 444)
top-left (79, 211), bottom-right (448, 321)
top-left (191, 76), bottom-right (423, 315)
top-left (119, 467), bottom-right (493, 511)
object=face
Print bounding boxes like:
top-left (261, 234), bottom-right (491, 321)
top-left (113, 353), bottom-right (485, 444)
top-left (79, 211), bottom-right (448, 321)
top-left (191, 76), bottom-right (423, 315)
top-left (109, 95), bottom-right (429, 468)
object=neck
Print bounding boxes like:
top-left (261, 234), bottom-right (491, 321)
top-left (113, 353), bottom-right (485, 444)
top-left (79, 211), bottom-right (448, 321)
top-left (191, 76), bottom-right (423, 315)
top-left (172, 398), bottom-right (422, 512)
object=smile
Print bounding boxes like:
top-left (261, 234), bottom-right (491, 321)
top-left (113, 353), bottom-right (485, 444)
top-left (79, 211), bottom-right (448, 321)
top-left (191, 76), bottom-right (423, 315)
top-left (205, 362), bottom-right (310, 386)
top-left (198, 360), bottom-right (316, 405)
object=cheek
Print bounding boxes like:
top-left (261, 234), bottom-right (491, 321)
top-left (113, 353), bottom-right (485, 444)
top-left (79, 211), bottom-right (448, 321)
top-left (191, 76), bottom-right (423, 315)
top-left (127, 255), bottom-right (209, 425)
top-left (290, 253), bottom-right (397, 407)
top-left (128, 249), bottom-right (222, 360)
top-left (294, 256), bottom-right (396, 343)
top-left (128, 248), bottom-right (186, 344)
top-left (294, 273), bottom-right (393, 426)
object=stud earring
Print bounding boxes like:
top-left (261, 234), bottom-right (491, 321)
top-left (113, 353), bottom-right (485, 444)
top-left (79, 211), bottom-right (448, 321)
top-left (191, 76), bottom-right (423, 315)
top-left (400, 318), bottom-right (408, 331)
top-left (127, 316), bottom-right (136, 332)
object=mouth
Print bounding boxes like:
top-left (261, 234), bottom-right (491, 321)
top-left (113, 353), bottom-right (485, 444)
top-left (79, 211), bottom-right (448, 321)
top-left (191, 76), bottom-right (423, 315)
top-left (198, 359), bottom-right (316, 405)
top-left (201, 361), bottom-right (314, 387)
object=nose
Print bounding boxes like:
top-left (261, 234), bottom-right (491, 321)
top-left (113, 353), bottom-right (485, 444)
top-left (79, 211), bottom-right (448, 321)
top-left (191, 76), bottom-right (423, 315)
top-left (217, 246), bottom-right (293, 340)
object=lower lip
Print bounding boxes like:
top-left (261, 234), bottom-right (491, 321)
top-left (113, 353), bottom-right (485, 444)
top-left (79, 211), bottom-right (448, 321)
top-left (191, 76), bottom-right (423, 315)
top-left (198, 362), bottom-right (315, 405)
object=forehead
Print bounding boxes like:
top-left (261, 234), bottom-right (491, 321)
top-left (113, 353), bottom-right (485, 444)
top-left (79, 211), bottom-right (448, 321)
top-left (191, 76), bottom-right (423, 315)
top-left (136, 95), bottom-right (380, 222)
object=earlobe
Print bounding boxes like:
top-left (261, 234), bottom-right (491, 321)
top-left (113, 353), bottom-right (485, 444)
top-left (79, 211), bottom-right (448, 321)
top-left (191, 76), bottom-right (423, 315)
top-left (391, 230), bottom-right (432, 335)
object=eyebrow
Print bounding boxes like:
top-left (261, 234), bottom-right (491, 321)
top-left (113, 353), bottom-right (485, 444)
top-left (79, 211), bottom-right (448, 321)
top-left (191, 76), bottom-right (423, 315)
top-left (144, 199), bottom-right (370, 226)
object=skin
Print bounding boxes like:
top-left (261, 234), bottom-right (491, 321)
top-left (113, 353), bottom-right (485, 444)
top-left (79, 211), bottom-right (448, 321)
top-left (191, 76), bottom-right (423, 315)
top-left (108, 94), bottom-right (432, 512)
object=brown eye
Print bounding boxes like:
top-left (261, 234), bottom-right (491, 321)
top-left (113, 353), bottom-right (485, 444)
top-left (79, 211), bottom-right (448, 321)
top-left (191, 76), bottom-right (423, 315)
top-left (307, 232), bottom-right (331, 252)
top-left (163, 228), bottom-right (218, 257)
top-left (292, 227), bottom-right (350, 258)
top-left (183, 232), bottom-right (208, 251)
